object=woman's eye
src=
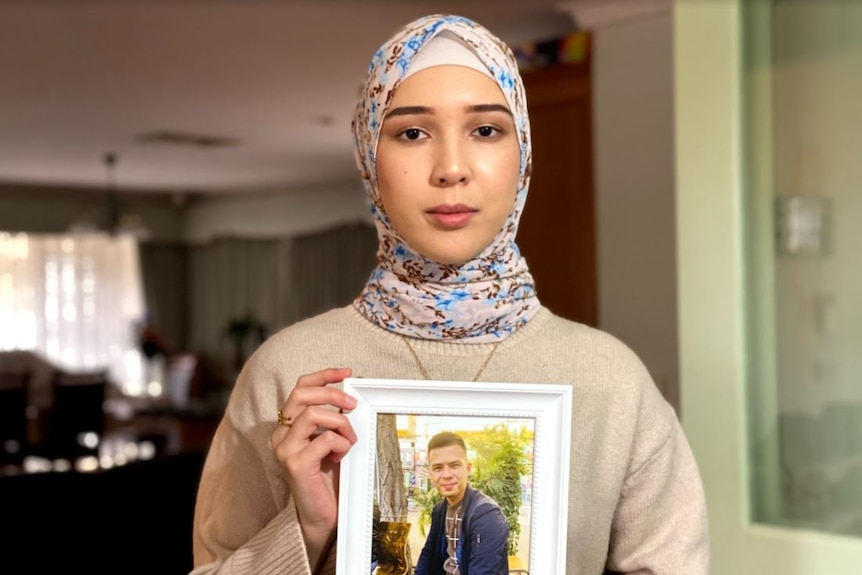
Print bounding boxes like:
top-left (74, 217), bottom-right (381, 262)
top-left (475, 125), bottom-right (498, 138)
top-left (400, 128), bottom-right (425, 141)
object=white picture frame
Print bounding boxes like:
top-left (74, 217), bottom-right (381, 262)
top-left (335, 377), bottom-right (572, 575)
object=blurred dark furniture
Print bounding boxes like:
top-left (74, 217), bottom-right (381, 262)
top-left (0, 350), bottom-right (109, 456)
top-left (39, 370), bottom-right (108, 459)
top-left (0, 351), bottom-right (220, 573)
top-left (0, 350), bottom-right (219, 462)
top-left (0, 372), bottom-right (29, 465)
top-left (0, 450), bottom-right (206, 574)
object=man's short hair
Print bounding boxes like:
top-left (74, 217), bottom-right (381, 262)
top-left (427, 431), bottom-right (467, 455)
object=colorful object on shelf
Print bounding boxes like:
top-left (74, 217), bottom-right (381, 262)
top-left (513, 31), bottom-right (591, 71)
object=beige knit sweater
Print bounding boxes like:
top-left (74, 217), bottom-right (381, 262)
top-left (190, 306), bottom-right (709, 574)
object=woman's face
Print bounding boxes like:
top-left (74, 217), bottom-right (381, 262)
top-left (375, 64), bottom-right (520, 266)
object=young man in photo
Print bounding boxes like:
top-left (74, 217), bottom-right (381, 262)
top-left (414, 432), bottom-right (509, 575)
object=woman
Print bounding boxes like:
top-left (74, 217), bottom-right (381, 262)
top-left (190, 14), bottom-right (709, 575)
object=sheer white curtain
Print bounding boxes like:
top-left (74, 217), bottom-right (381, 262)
top-left (0, 231), bottom-right (146, 394)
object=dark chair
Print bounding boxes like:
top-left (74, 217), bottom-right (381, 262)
top-left (42, 370), bottom-right (108, 459)
top-left (0, 372), bottom-right (29, 465)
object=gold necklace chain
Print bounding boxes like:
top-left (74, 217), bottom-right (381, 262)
top-left (401, 336), bottom-right (500, 382)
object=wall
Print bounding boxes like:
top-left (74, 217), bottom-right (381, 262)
top-left (182, 183), bottom-right (373, 244)
top-left (0, 185), bottom-right (185, 242)
top-left (0, 182), bottom-right (374, 245)
top-left (592, 13), bottom-right (679, 409)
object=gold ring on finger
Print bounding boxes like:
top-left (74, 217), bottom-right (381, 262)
top-left (277, 409), bottom-right (293, 428)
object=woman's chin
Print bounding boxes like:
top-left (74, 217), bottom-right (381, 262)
top-left (407, 238), bottom-right (485, 267)
top-left (419, 250), bottom-right (477, 267)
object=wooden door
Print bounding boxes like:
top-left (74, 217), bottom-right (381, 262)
top-left (518, 60), bottom-right (597, 326)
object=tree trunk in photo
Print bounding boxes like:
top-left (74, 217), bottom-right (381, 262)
top-left (375, 414), bottom-right (411, 574)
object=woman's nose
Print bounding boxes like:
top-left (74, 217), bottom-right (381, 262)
top-left (430, 136), bottom-right (471, 186)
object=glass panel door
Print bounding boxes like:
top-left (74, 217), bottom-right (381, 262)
top-left (746, 0), bottom-right (862, 539)
top-left (676, 0), bottom-right (862, 572)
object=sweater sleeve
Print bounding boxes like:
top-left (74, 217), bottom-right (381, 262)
top-left (189, 346), bottom-right (336, 575)
top-left (605, 393), bottom-right (710, 574)
top-left (189, 413), bottom-right (322, 574)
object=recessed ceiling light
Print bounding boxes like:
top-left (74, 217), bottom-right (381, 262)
top-left (135, 130), bottom-right (239, 149)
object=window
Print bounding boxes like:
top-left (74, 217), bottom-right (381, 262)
top-left (0, 232), bottom-right (146, 394)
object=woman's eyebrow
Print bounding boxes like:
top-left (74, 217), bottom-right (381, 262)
top-left (385, 105), bottom-right (431, 118)
top-left (469, 103), bottom-right (512, 117)
top-left (385, 103), bottom-right (512, 119)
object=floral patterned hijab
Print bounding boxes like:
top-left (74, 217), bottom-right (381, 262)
top-left (352, 14), bottom-right (540, 343)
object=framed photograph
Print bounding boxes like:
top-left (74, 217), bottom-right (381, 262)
top-left (335, 377), bottom-right (572, 575)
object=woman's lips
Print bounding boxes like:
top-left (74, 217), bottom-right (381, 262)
top-left (426, 204), bottom-right (477, 229)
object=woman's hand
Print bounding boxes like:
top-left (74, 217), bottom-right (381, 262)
top-left (270, 367), bottom-right (357, 568)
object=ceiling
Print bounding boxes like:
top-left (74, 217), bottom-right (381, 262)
top-left (0, 0), bottom-right (584, 196)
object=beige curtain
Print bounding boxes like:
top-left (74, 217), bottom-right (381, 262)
top-left (186, 237), bottom-right (293, 382)
top-left (289, 222), bottom-right (378, 321)
top-left (183, 222), bottom-right (377, 386)
top-left (138, 242), bottom-right (188, 351)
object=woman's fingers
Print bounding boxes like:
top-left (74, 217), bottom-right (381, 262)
top-left (272, 406), bottom-right (357, 449)
top-left (270, 366), bottom-right (358, 470)
top-left (283, 430), bottom-right (354, 476)
top-left (295, 367), bottom-right (353, 389)
top-left (281, 385), bottom-right (357, 417)
top-left (274, 367), bottom-right (355, 431)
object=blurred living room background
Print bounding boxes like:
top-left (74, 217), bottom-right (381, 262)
top-left (0, 1), bottom-right (682, 572)
top-left (6, 1), bottom-right (862, 573)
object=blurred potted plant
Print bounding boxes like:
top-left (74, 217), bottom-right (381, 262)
top-left (226, 312), bottom-right (266, 372)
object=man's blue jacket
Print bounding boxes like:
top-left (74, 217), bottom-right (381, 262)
top-left (413, 485), bottom-right (509, 575)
